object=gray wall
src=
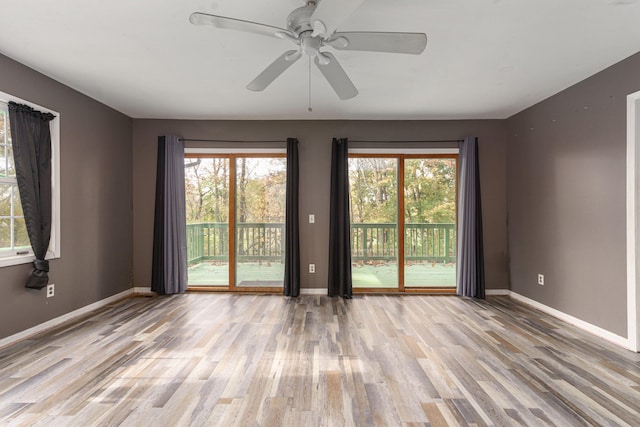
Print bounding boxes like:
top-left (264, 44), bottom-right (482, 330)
top-left (4, 41), bottom-right (637, 343)
top-left (506, 52), bottom-right (640, 338)
top-left (133, 120), bottom-right (508, 291)
top-left (0, 54), bottom-right (133, 340)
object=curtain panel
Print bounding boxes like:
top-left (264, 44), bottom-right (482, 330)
top-left (328, 138), bottom-right (352, 298)
top-left (8, 102), bottom-right (55, 290)
top-left (456, 136), bottom-right (486, 298)
top-left (152, 135), bottom-right (188, 295)
top-left (283, 138), bottom-right (301, 297)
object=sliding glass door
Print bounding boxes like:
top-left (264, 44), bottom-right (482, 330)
top-left (349, 154), bottom-right (458, 292)
top-left (184, 153), bottom-right (286, 291)
top-left (403, 157), bottom-right (457, 288)
top-left (349, 157), bottom-right (399, 289)
top-left (235, 157), bottom-right (286, 287)
top-left (185, 157), bottom-right (230, 286)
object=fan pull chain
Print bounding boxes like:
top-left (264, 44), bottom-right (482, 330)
top-left (308, 56), bottom-right (313, 112)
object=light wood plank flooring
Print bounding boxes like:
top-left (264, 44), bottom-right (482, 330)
top-left (0, 294), bottom-right (639, 426)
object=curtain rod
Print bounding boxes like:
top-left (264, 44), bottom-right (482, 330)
top-left (179, 138), bottom-right (286, 143)
top-left (179, 138), bottom-right (462, 143)
top-left (349, 139), bottom-right (463, 143)
top-left (0, 99), bottom-right (57, 118)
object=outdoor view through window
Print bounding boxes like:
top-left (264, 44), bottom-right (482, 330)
top-left (349, 156), bottom-right (457, 290)
top-left (185, 152), bottom-right (456, 292)
top-left (185, 155), bottom-right (286, 290)
top-left (0, 105), bottom-right (30, 257)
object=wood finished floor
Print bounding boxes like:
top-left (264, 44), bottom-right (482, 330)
top-left (0, 294), bottom-right (639, 426)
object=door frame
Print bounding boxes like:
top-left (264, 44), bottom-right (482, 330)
top-left (348, 148), bottom-right (459, 293)
top-left (626, 90), bottom-right (640, 352)
top-left (185, 149), bottom-right (286, 293)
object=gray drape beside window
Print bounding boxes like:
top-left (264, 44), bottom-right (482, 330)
top-left (152, 135), bottom-right (187, 295)
top-left (456, 136), bottom-right (485, 298)
top-left (328, 138), bottom-right (352, 298)
top-left (8, 102), bottom-right (55, 290)
top-left (283, 138), bottom-right (300, 297)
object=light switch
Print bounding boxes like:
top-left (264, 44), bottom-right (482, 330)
top-left (309, 214), bottom-right (315, 224)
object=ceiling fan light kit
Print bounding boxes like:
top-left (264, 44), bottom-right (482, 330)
top-left (190, 0), bottom-right (427, 101)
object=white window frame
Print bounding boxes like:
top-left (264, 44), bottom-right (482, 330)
top-left (349, 148), bottom-right (459, 155)
top-left (0, 91), bottom-right (61, 267)
top-left (185, 148), bottom-right (286, 155)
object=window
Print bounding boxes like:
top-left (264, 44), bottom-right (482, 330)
top-left (349, 150), bottom-right (458, 292)
top-left (0, 92), bottom-right (60, 267)
top-left (184, 149), bottom-right (287, 291)
top-left (0, 102), bottom-right (29, 256)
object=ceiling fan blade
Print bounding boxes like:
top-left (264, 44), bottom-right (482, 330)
top-left (314, 52), bottom-right (358, 100)
top-left (327, 32), bottom-right (427, 55)
top-left (247, 50), bottom-right (302, 92)
top-left (189, 12), bottom-right (295, 39)
top-left (310, 0), bottom-right (366, 36)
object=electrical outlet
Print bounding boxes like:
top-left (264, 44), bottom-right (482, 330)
top-left (46, 284), bottom-right (55, 298)
top-left (538, 274), bottom-right (544, 286)
top-left (309, 214), bottom-right (315, 224)
top-left (309, 264), bottom-right (315, 273)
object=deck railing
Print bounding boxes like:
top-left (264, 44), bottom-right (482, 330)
top-left (351, 223), bottom-right (456, 263)
top-left (187, 222), bottom-right (285, 265)
top-left (405, 223), bottom-right (456, 262)
top-left (187, 223), bottom-right (229, 265)
top-left (187, 222), bottom-right (456, 266)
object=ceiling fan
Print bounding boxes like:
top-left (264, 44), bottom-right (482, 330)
top-left (189, 0), bottom-right (427, 100)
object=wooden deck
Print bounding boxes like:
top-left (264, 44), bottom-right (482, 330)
top-left (188, 262), bottom-right (456, 288)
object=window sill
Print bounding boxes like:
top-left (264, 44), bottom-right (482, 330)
top-left (0, 251), bottom-right (59, 268)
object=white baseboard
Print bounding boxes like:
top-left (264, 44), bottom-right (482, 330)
top-left (133, 287), bottom-right (155, 295)
top-left (486, 289), bottom-right (510, 296)
top-left (506, 291), bottom-right (631, 350)
top-left (0, 288), bottom-right (136, 350)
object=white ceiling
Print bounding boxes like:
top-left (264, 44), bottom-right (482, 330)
top-left (1, 0), bottom-right (640, 120)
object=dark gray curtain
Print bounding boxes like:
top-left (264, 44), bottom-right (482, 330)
top-left (8, 102), bottom-right (55, 290)
top-left (457, 136), bottom-right (485, 298)
top-left (284, 138), bottom-right (300, 297)
top-left (328, 138), bottom-right (352, 298)
top-left (152, 135), bottom-right (188, 295)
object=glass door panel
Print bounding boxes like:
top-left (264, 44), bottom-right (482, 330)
top-left (185, 157), bottom-right (230, 286)
top-left (235, 157), bottom-right (286, 288)
top-left (349, 157), bottom-right (398, 288)
top-left (404, 158), bottom-right (457, 287)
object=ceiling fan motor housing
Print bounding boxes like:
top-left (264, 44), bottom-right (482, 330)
top-left (287, 5), bottom-right (316, 36)
top-left (301, 35), bottom-right (322, 56)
